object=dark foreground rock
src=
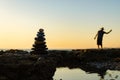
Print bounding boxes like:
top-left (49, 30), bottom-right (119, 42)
top-left (0, 50), bottom-right (56, 80)
top-left (0, 49), bottom-right (120, 80)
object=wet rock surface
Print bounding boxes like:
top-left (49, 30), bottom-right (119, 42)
top-left (0, 49), bottom-right (120, 80)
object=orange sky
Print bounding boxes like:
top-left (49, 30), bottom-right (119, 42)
top-left (0, 0), bottom-right (120, 49)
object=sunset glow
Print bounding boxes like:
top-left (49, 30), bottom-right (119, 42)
top-left (0, 0), bottom-right (120, 49)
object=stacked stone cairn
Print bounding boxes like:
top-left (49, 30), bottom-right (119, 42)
top-left (31, 28), bottom-right (48, 55)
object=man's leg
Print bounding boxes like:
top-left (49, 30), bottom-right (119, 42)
top-left (98, 45), bottom-right (100, 49)
top-left (100, 44), bottom-right (103, 49)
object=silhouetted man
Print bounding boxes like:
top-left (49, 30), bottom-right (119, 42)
top-left (94, 27), bottom-right (112, 49)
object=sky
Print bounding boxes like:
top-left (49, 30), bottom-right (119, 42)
top-left (0, 0), bottom-right (120, 49)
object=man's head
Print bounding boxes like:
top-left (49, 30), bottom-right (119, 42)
top-left (101, 27), bottom-right (104, 30)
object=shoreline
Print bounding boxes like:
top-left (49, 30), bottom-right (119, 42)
top-left (0, 48), bottom-right (119, 51)
top-left (0, 48), bottom-right (120, 80)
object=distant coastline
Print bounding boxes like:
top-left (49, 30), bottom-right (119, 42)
top-left (0, 48), bottom-right (120, 52)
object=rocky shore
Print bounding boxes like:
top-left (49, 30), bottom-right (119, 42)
top-left (0, 49), bottom-right (120, 80)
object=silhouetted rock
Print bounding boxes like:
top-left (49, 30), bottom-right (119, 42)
top-left (0, 49), bottom-right (120, 80)
top-left (0, 52), bottom-right (55, 80)
top-left (4, 49), bottom-right (29, 54)
top-left (31, 28), bottom-right (48, 55)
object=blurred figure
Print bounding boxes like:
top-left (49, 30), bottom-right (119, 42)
top-left (94, 27), bottom-right (112, 49)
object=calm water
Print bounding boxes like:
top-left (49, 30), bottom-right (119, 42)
top-left (53, 67), bottom-right (120, 80)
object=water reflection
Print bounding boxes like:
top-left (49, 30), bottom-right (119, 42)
top-left (53, 62), bottom-right (120, 80)
top-left (54, 68), bottom-right (120, 80)
top-left (100, 70), bottom-right (119, 80)
top-left (54, 67), bottom-right (100, 80)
